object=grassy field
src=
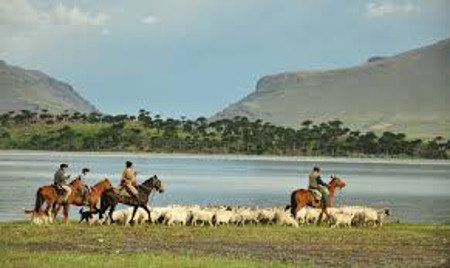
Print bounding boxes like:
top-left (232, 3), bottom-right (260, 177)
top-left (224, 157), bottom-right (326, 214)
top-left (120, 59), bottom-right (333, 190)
top-left (0, 222), bottom-right (449, 267)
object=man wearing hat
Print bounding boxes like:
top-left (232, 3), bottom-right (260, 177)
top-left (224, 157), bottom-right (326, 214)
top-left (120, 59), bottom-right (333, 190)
top-left (54, 163), bottom-right (72, 203)
top-left (121, 161), bottom-right (138, 199)
top-left (308, 166), bottom-right (329, 207)
top-left (76, 168), bottom-right (91, 206)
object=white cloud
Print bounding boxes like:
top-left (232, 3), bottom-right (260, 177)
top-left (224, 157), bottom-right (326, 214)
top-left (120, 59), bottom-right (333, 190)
top-left (48, 4), bottom-right (109, 26)
top-left (365, 1), bottom-right (420, 18)
top-left (141, 15), bottom-right (158, 25)
top-left (0, 0), bottom-right (110, 58)
top-left (0, 0), bottom-right (109, 27)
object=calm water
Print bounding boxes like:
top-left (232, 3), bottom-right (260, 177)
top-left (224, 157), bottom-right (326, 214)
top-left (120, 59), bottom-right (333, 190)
top-left (0, 151), bottom-right (449, 223)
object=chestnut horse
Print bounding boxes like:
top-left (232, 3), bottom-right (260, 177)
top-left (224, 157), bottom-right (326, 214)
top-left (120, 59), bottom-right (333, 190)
top-left (290, 176), bottom-right (346, 218)
top-left (99, 175), bottom-right (164, 225)
top-left (30, 178), bottom-right (112, 223)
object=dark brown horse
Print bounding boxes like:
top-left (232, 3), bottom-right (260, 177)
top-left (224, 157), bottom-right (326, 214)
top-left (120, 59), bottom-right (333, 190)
top-left (29, 178), bottom-right (112, 223)
top-left (290, 176), bottom-right (346, 218)
top-left (99, 175), bottom-right (164, 225)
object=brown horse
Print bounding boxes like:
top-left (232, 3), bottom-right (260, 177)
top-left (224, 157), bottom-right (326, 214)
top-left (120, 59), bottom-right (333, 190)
top-left (30, 178), bottom-right (112, 223)
top-left (53, 178), bottom-right (113, 223)
top-left (290, 176), bottom-right (346, 218)
top-left (99, 175), bottom-right (164, 225)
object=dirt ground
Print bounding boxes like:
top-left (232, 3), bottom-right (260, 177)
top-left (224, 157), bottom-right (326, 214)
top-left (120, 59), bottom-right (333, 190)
top-left (1, 222), bottom-right (449, 267)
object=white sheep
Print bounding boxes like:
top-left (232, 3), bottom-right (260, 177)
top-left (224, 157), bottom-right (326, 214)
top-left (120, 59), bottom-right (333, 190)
top-left (295, 208), bottom-right (309, 224)
top-left (164, 207), bottom-right (191, 226)
top-left (214, 210), bottom-right (234, 226)
top-left (257, 208), bottom-right (276, 224)
top-left (305, 208), bottom-right (322, 224)
top-left (274, 209), bottom-right (299, 228)
top-left (149, 207), bottom-right (170, 223)
top-left (109, 208), bottom-right (133, 225)
top-left (330, 213), bottom-right (353, 228)
top-left (376, 208), bottom-right (390, 226)
top-left (234, 208), bottom-right (259, 226)
top-left (334, 206), bottom-right (389, 227)
top-left (191, 208), bottom-right (215, 226)
top-left (25, 210), bottom-right (52, 225)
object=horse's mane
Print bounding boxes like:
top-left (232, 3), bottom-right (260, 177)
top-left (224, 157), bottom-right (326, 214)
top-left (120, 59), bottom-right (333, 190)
top-left (92, 178), bottom-right (111, 187)
top-left (69, 178), bottom-right (81, 186)
top-left (141, 175), bottom-right (157, 185)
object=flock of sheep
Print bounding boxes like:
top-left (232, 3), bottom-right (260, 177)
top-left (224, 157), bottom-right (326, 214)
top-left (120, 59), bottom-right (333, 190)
top-left (65, 204), bottom-right (390, 228)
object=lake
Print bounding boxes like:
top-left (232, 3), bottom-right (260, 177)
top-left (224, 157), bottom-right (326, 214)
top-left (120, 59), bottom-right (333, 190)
top-left (0, 150), bottom-right (449, 223)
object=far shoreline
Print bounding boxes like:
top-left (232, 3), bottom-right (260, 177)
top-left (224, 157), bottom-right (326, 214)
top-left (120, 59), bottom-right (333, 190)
top-left (1, 149), bottom-right (450, 166)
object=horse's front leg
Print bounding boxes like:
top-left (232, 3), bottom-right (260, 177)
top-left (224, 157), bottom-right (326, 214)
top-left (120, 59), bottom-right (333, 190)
top-left (129, 206), bottom-right (138, 226)
top-left (141, 205), bottom-right (151, 224)
top-left (53, 203), bottom-right (62, 222)
top-left (108, 204), bottom-right (117, 224)
top-left (62, 204), bottom-right (69, 224)
top-left (46, 202), bottom-right (56, 224)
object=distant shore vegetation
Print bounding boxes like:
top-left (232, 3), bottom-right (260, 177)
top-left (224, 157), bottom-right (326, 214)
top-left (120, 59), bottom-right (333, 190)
top-left (0, 109), bottom-right (448, 159)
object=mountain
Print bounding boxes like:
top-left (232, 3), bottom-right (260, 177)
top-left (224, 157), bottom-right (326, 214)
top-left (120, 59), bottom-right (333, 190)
top-left (0, 60), bottom-right (97, 114)
top-left (213, 39), bottom-right (450, 138)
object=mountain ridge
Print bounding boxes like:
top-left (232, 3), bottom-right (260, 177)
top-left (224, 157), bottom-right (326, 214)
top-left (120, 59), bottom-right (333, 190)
top-left (0, 60), bottom-right (97, 114)
top-left (213, 39), bottom-right (450, 138)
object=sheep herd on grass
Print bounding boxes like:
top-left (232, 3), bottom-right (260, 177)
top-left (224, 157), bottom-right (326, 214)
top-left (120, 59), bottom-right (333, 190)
top-left (61, 205), bottom-right (389, 228)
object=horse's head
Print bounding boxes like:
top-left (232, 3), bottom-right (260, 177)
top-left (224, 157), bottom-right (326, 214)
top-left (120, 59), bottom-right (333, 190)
top-left (142, 175), bottom-right (164, 193)
top-left (100, 178), bottom-right (112, 188)
top-left (330, 176), bottom-right (346, 189)
top-left (92, 178), bottom-right (113, 191)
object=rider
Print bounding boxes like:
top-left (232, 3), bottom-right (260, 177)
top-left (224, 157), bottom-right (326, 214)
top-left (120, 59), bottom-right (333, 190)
top-left (54, 163), bottom-right (71, 203)
top-left (308, 166), bottom-right (329, 207)
top-left (120, 161), bottom-right (139, 199)
top-left (76, 168), bottom-right (91, 206)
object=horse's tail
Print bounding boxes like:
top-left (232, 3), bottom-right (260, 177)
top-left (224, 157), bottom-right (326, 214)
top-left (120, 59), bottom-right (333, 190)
top-left (34, 188), bottom-right (45, 213)
top-left (290, 190), bottom-right (298, 218)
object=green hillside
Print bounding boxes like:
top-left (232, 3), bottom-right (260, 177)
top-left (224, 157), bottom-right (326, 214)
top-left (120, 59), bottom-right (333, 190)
top-left (213, 39), bottom-right (450, 139)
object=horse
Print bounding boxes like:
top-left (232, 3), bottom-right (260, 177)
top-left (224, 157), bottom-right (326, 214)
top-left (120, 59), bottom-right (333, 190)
top-left (53, 178), bottom-right (113, 223)
top-left (98, 175), bottom-right (164, 225)
top-left (28, 178), bottom-right (112, 223)
top-left (289, 176), bottom-right (346, 221)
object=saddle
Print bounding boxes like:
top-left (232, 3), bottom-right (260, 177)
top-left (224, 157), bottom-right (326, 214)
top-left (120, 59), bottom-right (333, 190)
top-left (118, 180), bottom-right (139, 200)
top-left (117, 186), bottom-right (132, 198)
top-left (53, 184), bottom-right (67, 195)
top-left (308, 189), bottom-right (322, 202)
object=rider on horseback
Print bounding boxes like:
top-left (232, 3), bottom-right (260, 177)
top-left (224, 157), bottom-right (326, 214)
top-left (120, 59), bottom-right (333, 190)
top-left (76, 168), bottom-right (91, 206)
top-left (120, 161), bottom-right (139, 199)
top-left (308, 166), bottom-right (329, 207)
top-left (54, 163), bottom-right (71, 203)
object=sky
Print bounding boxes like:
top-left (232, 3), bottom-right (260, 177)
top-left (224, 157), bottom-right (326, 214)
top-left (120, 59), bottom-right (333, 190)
top-left (1, 0), bottom-right (449, 118)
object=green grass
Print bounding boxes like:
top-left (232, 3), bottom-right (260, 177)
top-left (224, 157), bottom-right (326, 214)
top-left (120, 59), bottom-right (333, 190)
top-left (1, 249), bottom-right (296, 268)
top-left (0, 222), bottom-right (448, 267)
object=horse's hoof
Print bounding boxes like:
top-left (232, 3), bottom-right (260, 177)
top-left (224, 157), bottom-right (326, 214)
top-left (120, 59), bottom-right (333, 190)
top-left (129, 220), bottom-right (135, 226)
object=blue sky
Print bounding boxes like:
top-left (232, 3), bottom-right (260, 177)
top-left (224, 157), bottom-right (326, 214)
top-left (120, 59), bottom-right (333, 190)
top-left (1, 0), bottom-right (449, 118)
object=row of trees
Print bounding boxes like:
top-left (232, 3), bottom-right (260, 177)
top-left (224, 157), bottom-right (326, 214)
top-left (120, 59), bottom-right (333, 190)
top-left (0, 109), bottom-right (448, 159)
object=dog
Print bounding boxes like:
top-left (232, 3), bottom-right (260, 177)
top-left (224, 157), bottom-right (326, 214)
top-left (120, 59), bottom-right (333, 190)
top-left (79, 208), bottom-right (98, 224)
